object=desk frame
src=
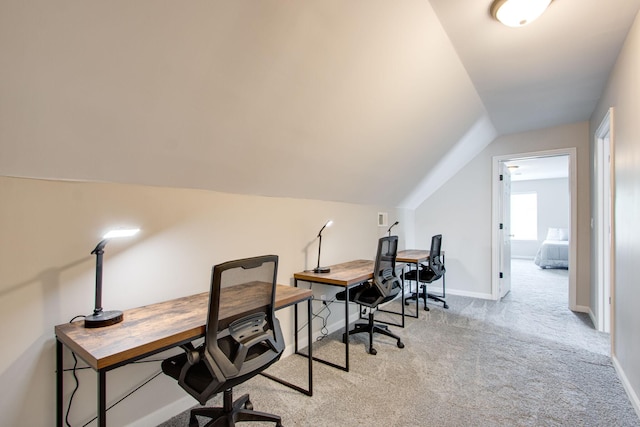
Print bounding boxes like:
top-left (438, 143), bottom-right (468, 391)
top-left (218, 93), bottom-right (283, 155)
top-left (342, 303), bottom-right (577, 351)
top-left (55, 285), bottom-right (313, 427)
top-left (293, 260), bottom-right (374, 372)
top-left (398, 249), bottom-right (446, 311)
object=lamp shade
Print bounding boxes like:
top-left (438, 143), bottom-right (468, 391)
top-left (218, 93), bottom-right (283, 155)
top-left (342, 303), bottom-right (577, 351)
top-left (491, 0), bottom-right (552, 27)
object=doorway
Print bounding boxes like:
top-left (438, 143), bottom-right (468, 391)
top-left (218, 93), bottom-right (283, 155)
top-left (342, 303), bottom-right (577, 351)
top-left (492, 148), bottom-right (577, 310)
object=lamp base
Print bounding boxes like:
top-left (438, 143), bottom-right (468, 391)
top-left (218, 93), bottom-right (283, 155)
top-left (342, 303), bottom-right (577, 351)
top-left (313, 266), bottom-right (331, 273)
top-left (84, 310), bottom-right (124, 328)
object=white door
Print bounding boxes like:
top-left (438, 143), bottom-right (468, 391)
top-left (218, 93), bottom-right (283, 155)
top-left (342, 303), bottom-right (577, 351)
top-left (596, 110), bottom-right (613, 333)
top-left (499, 162), bottom-right (512, 298)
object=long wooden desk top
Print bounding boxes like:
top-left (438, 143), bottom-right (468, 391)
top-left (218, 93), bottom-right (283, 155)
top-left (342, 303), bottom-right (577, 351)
top-left (55, 284), bottom-right (312, 371)
top-left (397, 250), bottom-right (429, 263)
top-left (293, 259), bottom-right (374, 287)
top-left (397, 249), bottom-right (444, 263)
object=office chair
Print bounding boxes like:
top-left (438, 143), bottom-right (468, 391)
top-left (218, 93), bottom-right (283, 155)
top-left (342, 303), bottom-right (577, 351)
top-left (404, 234), bottom-right (448, 310)
top-left (336, 235), bottom-right (405, 355)
top-left (161, 255), bottom-right (285, 427)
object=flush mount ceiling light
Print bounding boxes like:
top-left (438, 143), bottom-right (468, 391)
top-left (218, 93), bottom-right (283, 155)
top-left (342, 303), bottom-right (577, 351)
top-left (490, 0), bottom-right (553, 27)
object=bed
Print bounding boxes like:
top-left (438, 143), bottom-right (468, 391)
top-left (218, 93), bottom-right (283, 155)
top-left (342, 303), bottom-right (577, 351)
top-left (534, 228), bottom-right (569, 269)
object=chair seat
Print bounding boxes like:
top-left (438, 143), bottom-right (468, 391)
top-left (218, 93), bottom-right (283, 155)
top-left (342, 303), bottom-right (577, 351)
top-left (335, 281), bottom-right (399, 308)
top-left (404, 267), bottom-right (438, 283)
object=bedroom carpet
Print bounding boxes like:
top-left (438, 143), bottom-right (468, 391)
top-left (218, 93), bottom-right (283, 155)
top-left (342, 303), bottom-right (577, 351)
top-left (158, 259), bottom-right (638, 426)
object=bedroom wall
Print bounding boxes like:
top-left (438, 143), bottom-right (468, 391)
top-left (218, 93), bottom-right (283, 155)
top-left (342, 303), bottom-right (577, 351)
top-left (511, 178), bottom-right (569, 259)
top-left (414, 121), bottom-right (590, 302)
top-left (0, 176), bottom-right (400, 426)
top-left (589, 9), bottom-right (640, 416)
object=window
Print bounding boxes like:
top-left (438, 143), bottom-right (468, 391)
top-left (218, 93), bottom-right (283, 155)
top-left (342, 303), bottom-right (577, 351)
top-left (511, 192), bottom-right (537, 240)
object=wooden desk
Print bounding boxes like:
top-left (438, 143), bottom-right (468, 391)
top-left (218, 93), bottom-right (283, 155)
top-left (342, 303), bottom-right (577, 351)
top-left (293, 260), bottom-right (373, 372)
top-left (396, 250), bottom-right (430, 318)
top-left (55, 284), bottom-right (313, 427)
top-left (397, 249), bottom-right (446, 311)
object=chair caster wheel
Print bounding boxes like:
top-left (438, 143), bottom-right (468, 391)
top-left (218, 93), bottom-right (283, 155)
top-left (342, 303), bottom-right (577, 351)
top-left (245, 400), bottom-right (253, 410)
top-left (424, 306), bottom-right (430, 311)
top-left (369, 347), bottom-right (377, 355)
top-left (397, 341), bottom-right (405, 349)
top-left (443, 304), bottom-right (449, 309)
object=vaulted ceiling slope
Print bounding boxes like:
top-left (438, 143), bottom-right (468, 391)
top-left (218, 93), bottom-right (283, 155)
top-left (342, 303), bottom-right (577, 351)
top-left (1, 1), bottom-right (638, 208)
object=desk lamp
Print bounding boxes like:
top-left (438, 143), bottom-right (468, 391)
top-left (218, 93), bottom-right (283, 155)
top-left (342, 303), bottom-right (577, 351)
top-left (387, 221), bottom-right (399, 236)
top-left (84, 228), bottom-right (140, 328)
top-left (314, 220), bottom-right (333, 273)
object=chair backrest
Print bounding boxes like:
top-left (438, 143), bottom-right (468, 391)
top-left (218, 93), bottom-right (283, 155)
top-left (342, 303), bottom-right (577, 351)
top-left (428, 234), bottom-right (445, 277)
top-left (371, 235), bottom-right (401, 299)
top-left (200, 255), bottom-right (284, 396)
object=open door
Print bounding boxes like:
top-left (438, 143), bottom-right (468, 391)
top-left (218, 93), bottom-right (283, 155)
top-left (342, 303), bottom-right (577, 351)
top-left (499, 162), bottom-right (512, 298)
top-left (595, 108), bottom-right (614, 334)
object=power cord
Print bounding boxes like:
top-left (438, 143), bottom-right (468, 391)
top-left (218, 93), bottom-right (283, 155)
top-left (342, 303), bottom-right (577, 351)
top-left (62, 314), bottom-right (166, 427)
top-left (65, 315), bottom-right (85, 427)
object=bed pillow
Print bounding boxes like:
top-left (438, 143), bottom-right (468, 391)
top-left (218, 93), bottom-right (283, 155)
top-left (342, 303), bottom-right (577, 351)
top-left (546, 227), bottom-right (569, 241)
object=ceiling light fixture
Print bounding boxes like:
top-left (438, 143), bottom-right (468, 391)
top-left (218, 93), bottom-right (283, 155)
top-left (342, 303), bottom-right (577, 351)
top-left (490, 0), bottom-right (553, 27)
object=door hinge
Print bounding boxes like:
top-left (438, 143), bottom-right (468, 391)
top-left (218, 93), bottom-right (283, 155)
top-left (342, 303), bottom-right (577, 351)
top-left (499, 223), bottom-right (504, 230)
top-left (499, 272), bottom-right (503, 279)
top-left (499, 174), bottom-right (504, 181)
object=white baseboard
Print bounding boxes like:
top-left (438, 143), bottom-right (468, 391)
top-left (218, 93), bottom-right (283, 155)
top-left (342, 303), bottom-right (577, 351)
top-left (445, 288), bottom-right (493, 300)
top-left (587, 306), bottom-right (597, 326)
top-left (612, 354), bottom-right (640, 420)
top-left (573, 304), bottom-right (590, 314)
top-left (126, 395), bottom-right (193, 427)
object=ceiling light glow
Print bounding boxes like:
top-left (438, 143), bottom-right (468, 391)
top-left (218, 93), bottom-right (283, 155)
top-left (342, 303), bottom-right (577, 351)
top-left (491, 0), bottom-right (552, 27)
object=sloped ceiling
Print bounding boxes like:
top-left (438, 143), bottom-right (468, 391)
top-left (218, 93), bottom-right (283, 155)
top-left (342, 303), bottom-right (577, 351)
top-left (1, 1), bottom-right (638, 208)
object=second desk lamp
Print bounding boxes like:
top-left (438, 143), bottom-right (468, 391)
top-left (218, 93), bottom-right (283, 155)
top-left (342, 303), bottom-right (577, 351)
top-left (314, 220), bottom-right (333, 273)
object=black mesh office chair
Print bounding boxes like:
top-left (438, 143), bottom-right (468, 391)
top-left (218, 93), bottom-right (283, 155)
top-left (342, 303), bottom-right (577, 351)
top-left (336, 236), bottom-right (405, 355)
top-left (405, 234), bottom-right (448, 310)
top-left (161, 255), bottom-right (285, 427)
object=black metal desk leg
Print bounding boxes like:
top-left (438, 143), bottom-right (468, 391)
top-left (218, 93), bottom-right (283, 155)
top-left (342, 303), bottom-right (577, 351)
top-left (56, 340), bottom-right (63, 427)
top-left (344, 286), bottom-right (349, 372)
top-left (98, 370), bottom-right (106, 427)
top-left (307, 299), bottom-right (313, 395)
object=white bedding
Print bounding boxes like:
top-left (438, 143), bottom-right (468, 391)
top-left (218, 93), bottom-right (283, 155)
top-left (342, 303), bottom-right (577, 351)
top-left (534, 239), bottom-right (569, 269)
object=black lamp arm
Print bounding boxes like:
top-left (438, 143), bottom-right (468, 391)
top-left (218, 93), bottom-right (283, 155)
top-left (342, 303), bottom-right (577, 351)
top-left (387, 221), bottom-right (399, 236)
top-left (91, 239), bottom-right (108, 255)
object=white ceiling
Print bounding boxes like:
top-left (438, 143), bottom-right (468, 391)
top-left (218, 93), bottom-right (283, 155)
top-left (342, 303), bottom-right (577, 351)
top-left (1, 1), bottom-right (639, 208)
top-left (429, 0), bottom-right (640, 135)
top-left (506, 155), bottom-right (569, 181)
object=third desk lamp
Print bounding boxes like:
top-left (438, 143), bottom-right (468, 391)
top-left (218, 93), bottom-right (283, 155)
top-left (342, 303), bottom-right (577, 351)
top-left (314, 220), bottom-right (333, 273)
top-left (387, 221), bottom-right (399, 236)
top-left (85, 227), bottom-right (140, 328)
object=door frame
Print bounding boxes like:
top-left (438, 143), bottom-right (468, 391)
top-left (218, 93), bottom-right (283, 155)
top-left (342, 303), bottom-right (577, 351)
top-left (594, 107), bottom-right (615, 335)
top-left (491, 148), bottom-right (577, 310)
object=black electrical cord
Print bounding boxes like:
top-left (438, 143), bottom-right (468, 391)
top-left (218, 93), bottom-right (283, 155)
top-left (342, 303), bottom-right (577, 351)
top-left (63, 314), bottom-right (166, 426)
top-left (65, 315), bottom-right (85, 427)
top-left (79, 370), bottom-right (164, 427)
top-left (314, 299), bottom-right (332, 341)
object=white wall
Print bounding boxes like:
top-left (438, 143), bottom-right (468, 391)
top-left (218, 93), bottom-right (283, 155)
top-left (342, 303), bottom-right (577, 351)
top-left (414, 122), bottom-right (590, 302)
top-left (590, 10), bottom-right (640, 416)
top-left (0, 176), bottom-right (400, 426)
top-left (511, 178), bottom-right (569, 259)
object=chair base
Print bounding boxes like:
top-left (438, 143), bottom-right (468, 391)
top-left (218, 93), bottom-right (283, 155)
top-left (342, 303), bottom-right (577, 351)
top-left (405, 285), bottom-right (448, 310)
top-left (342, 312), bottom-right (404, 355)
top-left (190, 389), bottom-right (282, 427)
